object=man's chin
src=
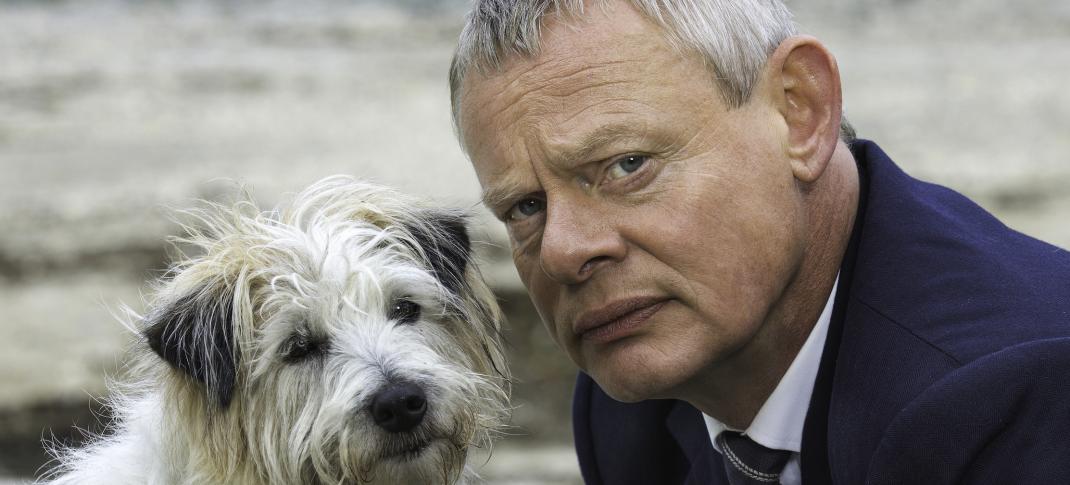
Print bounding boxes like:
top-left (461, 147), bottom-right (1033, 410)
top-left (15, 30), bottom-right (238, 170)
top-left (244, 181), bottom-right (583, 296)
top-left (598, 383), bottom-right (655, 403)
top-left (588, 361), bottom-right (686, 403)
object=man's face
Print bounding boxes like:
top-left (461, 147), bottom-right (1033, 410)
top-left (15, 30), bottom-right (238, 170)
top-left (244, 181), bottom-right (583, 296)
top-left (459, 2), bottom-right (807, 402)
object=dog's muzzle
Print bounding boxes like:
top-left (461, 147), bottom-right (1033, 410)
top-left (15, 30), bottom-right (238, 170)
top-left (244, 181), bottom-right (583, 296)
top-left (370, 382), bottom-right (427, 433)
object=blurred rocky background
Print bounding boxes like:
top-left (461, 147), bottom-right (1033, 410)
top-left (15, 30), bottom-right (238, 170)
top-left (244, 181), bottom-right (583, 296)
top-left (0, 0), bottom-right (1067, 483)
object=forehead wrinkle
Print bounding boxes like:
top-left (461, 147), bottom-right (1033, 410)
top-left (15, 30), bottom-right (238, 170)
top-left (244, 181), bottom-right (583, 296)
top-left (463, 76), bottom-right (553, 172)
top-left (554, 96), bottom-right (651, 129)
top-left (508, 62), bottom-right (649, 123)
top-left (501, 56), bottom-right (670, 157)
top-left (464, 41), bottom-right (646, 138)
top-left (466, 52), bottom-right (576, 127)
top-left (481, 48), bottom-right (640, 112)
top-left (517, 57), bottom-right (638, 94)
top-left (534, 79), bottom-right (639, 117)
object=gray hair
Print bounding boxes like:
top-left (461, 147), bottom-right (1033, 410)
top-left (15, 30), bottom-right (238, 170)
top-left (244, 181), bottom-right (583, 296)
top-left (449, 0), bottom-right (856, 141)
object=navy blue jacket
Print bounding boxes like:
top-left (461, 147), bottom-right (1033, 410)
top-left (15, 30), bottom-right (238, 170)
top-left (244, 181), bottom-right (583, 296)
top-left (572, 140), bottom-right (1070, 484)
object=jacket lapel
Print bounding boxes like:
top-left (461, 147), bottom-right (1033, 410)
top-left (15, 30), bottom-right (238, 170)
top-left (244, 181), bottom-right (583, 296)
top-left (665, 399), bottom-right (729, 484)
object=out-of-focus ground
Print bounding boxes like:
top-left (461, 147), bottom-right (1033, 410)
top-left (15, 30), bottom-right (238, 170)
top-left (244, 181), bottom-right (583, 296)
top-left (1, 0), bottom-right (1068, 482)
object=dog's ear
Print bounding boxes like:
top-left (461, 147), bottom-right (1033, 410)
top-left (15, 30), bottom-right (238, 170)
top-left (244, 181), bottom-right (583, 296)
top-left (143, 282), bottom-right (238, 408)
top-left (404, 211), bottom-right (471, 294)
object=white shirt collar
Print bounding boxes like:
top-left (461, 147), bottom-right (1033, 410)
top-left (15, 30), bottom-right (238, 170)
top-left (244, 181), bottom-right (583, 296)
top-left (702, 275), bottom-right (839, 454)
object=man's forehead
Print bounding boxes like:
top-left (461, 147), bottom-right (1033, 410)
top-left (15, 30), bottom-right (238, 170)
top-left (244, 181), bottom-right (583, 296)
top-left (458, 1), bottom-right (674, 112)
top-left (460, 50), bottom-right (679, 161)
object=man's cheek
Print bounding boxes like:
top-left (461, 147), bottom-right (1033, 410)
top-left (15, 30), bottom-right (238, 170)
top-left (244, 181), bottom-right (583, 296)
top-left (512, 240), bottom-right (543, 283)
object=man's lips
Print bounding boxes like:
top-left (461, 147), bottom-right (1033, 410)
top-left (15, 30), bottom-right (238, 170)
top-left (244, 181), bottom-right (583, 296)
top-left (573, 297), bottom-right (670, 342)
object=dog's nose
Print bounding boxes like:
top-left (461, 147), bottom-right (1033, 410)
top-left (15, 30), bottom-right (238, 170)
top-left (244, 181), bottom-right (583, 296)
top-left (370, 382), bottom-right (427, 433)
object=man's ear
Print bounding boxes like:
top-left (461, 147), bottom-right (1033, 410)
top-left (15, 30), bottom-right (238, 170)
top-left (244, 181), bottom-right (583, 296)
top-left (143, 281), bottom-right (238, 408)
top-left (765, 35), bottom-right (843, 183)
top-left (403, 211), bottom-right (472, 295)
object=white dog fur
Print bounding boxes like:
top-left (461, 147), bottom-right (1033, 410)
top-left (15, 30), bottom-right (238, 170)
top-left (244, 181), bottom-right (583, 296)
top-left (41, 176), bottom-right (510, 484)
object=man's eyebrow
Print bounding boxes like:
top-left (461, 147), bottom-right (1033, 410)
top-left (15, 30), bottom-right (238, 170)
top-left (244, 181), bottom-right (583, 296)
top-left (552, 122), bottom-right (648, 168)
top-left (481, 179), bottom-right (529, 214)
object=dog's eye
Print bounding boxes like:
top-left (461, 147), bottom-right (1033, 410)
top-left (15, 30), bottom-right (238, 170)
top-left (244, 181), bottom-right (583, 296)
top-left (282, 334), bottom-right (323, 363)
top-left (389, 298), bottom-right (421, 325)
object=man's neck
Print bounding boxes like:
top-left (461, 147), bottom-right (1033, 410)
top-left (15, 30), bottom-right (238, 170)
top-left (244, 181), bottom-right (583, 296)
top-left (682, 142), bottom-right (860, 429)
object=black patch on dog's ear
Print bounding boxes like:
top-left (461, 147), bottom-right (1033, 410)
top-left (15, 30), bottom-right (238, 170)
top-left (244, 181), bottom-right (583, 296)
top-left (143, 284), bottom-right (238, 408)
top-left (404, 212), bottom-right (472, 294)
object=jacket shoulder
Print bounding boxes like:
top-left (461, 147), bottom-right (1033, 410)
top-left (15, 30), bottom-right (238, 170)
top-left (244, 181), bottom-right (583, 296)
top-left (825, 141), bottom-right (1070, 483)
top-left (852, 140), bottom-right (1070, 362)
top-left (865, 337), bottom-right (1070, 484)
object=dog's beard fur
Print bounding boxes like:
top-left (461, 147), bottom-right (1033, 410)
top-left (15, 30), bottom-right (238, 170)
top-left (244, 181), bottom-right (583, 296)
top-left (41, 176), bottom-right (510, 485)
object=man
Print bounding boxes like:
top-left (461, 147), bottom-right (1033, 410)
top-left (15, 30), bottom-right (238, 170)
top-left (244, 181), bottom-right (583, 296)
top-left (449, 0), bottom-right (1070, 483)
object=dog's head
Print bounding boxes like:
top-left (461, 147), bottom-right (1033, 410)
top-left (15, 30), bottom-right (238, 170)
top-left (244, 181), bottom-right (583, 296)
top-left (141, 176), bottom-right (509, 484)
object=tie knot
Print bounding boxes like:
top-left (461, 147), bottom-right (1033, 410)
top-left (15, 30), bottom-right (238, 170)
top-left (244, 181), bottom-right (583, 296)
top-left (716, 431), bottom-right (792, 484)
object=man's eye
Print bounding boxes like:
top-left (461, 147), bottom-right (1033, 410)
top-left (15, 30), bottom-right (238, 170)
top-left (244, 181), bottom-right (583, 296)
top-left (606, 155), bottom-right (649, 180)
top-left (506, 197), bottom-right (545, 221)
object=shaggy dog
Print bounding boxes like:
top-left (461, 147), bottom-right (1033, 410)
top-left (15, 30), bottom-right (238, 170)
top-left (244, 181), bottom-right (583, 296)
top-left (41, 176), bottom-right (510, 484)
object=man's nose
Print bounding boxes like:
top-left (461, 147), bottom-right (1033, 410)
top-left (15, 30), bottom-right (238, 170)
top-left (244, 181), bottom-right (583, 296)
top-left (538, 199), bottom-right (626, 285)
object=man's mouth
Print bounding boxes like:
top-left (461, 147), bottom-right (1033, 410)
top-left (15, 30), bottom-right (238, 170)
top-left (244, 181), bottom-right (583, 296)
top-left (573, 297), bottom-right (670, 343)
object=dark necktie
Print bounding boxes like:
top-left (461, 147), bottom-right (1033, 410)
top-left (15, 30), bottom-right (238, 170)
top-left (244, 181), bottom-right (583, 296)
top-left (716, 430), bottom-right (793, 484)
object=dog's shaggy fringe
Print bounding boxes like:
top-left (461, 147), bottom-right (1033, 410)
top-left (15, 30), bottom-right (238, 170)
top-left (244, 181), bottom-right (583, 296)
top-left (40, 176), bottom-right (511, 485)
